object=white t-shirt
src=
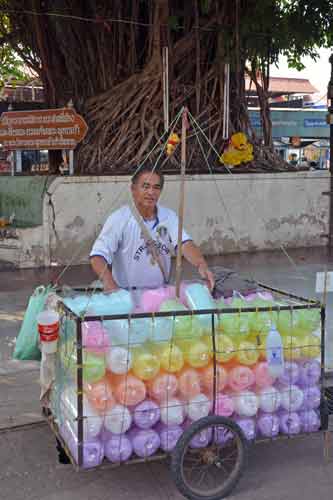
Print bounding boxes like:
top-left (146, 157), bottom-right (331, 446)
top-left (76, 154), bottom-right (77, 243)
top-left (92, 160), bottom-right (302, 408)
top-left (90, 204), bottom-right (192, 289)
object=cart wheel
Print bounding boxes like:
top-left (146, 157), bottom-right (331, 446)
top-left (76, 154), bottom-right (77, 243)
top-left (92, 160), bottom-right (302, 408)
top-left (171, 416), bottom-right (247, 500)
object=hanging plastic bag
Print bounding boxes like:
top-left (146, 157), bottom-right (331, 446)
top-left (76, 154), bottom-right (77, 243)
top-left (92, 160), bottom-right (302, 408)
top-left (13, 285), bottom-right (54, 361)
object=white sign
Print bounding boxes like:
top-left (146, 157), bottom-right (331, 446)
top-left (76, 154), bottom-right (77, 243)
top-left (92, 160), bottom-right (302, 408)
top-left (315, 272), bottom-right (333, 293)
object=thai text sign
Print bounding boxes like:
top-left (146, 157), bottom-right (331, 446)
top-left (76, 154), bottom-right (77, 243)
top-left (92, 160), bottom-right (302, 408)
top-left (249, 109), bottom-right (329, 139)
top-left (0, 108), bottom-right (88, 150)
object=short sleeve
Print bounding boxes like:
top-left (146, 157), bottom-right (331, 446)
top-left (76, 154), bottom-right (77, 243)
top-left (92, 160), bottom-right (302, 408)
top-left (167, 210), bottom-right (192, 249)
top-left (90, 212), bottom-right (122, 264)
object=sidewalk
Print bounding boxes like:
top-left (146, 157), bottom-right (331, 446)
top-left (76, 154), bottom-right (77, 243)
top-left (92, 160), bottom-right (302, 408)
top-left (1, 246), bottom-right (333, 431)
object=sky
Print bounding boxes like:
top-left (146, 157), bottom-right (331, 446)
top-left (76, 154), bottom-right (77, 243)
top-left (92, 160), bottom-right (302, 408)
top-left (270, 47), bottom-right (332, 99)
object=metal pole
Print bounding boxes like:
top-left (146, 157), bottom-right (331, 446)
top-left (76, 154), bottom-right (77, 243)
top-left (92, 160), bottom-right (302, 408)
top-left (69, 150), bottom-right (74, 176)
top-left (327, 54), bottom-right (333, 253)
top-left (7, 103), bottom-right (15, 176)
top-left (223, 63), bottom-right (230, 139)
top-left (16, 151), bottom-right (22, 174)
top-left (162, 46), bottom-right (169, 132)
top-left (76, 318), bottom-right (83, 468)
top-left (175, 108), bottom-right (188, 298)
top-left (10, 151), bottom-right (15, 177)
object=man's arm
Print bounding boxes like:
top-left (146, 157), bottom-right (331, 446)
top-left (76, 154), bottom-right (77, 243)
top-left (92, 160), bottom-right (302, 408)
top-left (181, 241), bottom-right (215, 290)
top-left (90, 256), bottom-right (119, 292)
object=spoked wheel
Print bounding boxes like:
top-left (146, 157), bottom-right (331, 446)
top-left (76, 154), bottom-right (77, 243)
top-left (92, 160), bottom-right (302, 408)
top-left (171, 416), bottom-right (247, 500)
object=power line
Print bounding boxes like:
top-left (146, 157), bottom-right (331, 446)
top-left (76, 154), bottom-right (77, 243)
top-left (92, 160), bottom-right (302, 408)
top-left (0, 8), bottom-right (275, 37)
top-left (0, 8), bottom-right (152, 28)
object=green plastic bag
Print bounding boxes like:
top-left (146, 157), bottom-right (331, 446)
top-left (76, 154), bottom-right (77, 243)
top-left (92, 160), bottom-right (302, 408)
top-left (13, 285), bottom-right (53, 361)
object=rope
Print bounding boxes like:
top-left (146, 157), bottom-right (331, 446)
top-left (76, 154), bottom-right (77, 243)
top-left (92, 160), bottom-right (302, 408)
top-left (187, 112), bottom-right (258, 285)
top-left (52, 109), bottom-right (184, 290)
top-left (54, 105), bottom-right (311, 301)
top-left (223, 63), bottom-right (230, 140)
top-left (55, 109), bottom-right (185, 319)
top-left (187, 110), bottom-right (311, 284)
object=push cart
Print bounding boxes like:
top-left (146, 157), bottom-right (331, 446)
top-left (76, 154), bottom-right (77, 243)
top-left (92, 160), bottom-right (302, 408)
top-left (44, 282), bottom-right (332, 500)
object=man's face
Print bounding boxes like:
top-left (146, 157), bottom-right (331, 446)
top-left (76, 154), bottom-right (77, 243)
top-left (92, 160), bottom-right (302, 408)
top-left (131, 172), bottom-right (162, 212)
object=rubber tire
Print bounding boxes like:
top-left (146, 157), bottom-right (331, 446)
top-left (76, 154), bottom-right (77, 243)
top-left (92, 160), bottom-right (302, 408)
top-left (171, 416), bottom-right (247, 500)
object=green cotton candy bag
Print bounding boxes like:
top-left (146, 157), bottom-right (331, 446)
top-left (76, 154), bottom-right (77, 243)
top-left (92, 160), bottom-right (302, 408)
top-left (13, 285), bottom-right (54, 361)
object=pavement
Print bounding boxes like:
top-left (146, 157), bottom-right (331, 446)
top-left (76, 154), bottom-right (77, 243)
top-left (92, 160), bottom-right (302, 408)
top-left (1, 247), bottom-right (333, 499)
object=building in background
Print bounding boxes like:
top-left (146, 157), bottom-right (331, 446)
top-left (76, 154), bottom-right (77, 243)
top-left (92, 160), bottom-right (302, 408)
top-left (0, 78), bottom-right (48, 174)
top-left (246, 75), bottom-right (329, 168)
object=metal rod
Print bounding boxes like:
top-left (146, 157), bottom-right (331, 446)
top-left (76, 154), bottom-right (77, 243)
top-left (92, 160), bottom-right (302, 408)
top-left (10, 151), bottom-right (15, 176)
top-left (69, 150), bottom-right (74, 176)
top-left (65, 282), bottom-right (319, 306)
top-left (80, 303), bottom-right (321, 322)
top-left (16, 151), bottom-right (22, 173)
top-left (320, 306), bottom-right (329, 434)
top-left (175, 108), bottom-right (188, 298)
top-left (327, 54), bottom-right (333, 253)
top-left (321, 305), bottom-right (326, 382)
top-left (76, 318), bottom-right (84, 468)
top-left (322, 268), bottom-right (328, 306)
top-left (211, 313), bottom-right (217, 415)
top-left (162, 46), bottom-right (169, 132)
top-left (223, 63), bottom-right (230, 139)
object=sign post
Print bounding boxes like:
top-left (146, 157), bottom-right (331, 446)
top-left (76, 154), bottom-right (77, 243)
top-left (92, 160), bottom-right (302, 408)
top-left (10, 151), bottom-right (14, 177)
top-left (69, 149), bottom-right (74, 176)
top-left (0, 107), bottom-right (88, 175)
top-left (16, 151), bottom-right (22, 173)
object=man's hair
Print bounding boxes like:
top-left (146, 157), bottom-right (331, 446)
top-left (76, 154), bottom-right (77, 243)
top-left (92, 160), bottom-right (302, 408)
top-left (131, 166), bottom-right (164, 190)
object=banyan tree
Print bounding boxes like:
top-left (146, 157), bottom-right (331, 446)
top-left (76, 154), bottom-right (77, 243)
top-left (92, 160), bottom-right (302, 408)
top-left (0, 0), bottom-right (332, 173)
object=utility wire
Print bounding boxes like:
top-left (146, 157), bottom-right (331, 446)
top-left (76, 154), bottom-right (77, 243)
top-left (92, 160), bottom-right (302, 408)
top-left (0, 8), bottom-right (276, 37)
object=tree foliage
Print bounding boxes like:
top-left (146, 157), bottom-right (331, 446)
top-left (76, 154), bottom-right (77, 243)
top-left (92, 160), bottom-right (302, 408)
top-left (0, 1), bottom-right (332, 173)
top-left (0, 14), bottom-right (29, 89)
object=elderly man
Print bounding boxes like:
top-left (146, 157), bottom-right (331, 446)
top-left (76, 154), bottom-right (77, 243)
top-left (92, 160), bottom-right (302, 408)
top-left (90, 166), bottom-right (214, 291)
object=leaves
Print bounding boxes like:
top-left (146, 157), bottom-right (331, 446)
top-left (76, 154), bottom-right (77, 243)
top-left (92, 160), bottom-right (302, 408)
top-left (0, 12), bottom-right (29, 89)
top-left (0, 1), bottom-right (332, 172)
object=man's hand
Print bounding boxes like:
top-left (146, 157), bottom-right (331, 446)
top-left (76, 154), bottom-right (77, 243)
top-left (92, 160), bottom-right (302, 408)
top-left (103, 278), bottom-right (119, 293)
top-left (90, 256), bottom-right (119, 293)
top-left (182, 241), bottom-right (215, 291)
top-left (197, 262), bottom-right (215, 291)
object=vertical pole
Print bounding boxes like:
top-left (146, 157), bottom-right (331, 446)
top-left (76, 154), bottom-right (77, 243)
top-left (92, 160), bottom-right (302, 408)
top-left (322, 268), bottom-right (329, 307)
top-left (76, 318), bottom-right (83, 468)
top-left (7, 104), bottom-right (14, 176)
top-left (211, 312), bottom-right (217, 415)
top-left (69, 150), bottom-right (74, 176)
top-left (223, 63), bottom-right (230, 140)
top-left (162, 46), bottom-right (169, 132)
top-left (327, 54), bottom-right (333, 253)
top-left (175, 108), bottom-right (188, 298)
top-left (10, 151), bottom-right (15, 176)
top-left (16, 151), bottom-right (22, 173)
top-left (161, 20), bottom-right (169, 134)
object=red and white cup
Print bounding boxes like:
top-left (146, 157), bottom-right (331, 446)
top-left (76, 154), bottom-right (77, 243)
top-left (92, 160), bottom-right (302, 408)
top-left (37, 310), bottom-right (60, 353)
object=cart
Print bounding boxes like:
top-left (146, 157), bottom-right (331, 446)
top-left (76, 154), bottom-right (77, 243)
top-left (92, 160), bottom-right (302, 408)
top-left (44, 282), bottom-right (332, 500)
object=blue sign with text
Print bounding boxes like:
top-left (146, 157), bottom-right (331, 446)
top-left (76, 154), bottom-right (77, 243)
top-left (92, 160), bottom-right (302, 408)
top-left (249, 109), bottom-right (329, 138)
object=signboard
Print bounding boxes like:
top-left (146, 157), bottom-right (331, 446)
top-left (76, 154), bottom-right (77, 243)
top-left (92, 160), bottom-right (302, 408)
top-left (249, 109), bottom-right (330, 139)
top-left (0, 108), bottom-right (88, 150)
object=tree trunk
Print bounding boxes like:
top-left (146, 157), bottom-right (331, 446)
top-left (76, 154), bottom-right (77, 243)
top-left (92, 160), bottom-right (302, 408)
top-left (2, 0), bottom-right (288, 174)
top-left (247, 64), bottom-right (273, 149)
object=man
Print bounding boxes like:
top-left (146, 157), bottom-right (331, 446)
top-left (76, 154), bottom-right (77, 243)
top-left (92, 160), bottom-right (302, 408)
top-left (90, 166), bottom-right (214, 291)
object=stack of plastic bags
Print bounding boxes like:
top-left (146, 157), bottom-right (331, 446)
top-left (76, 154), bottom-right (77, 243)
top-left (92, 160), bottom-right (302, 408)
top-left (52, 283), bottom-right (322, 468)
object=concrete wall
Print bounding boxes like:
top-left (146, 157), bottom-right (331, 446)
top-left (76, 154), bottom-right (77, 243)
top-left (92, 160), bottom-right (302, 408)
top-left (0, 176), bottom-right (54, 227)
top-left (44, 171), bottom-right (330, 266)
top-left (0, 171), bottom-right (329, 268)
